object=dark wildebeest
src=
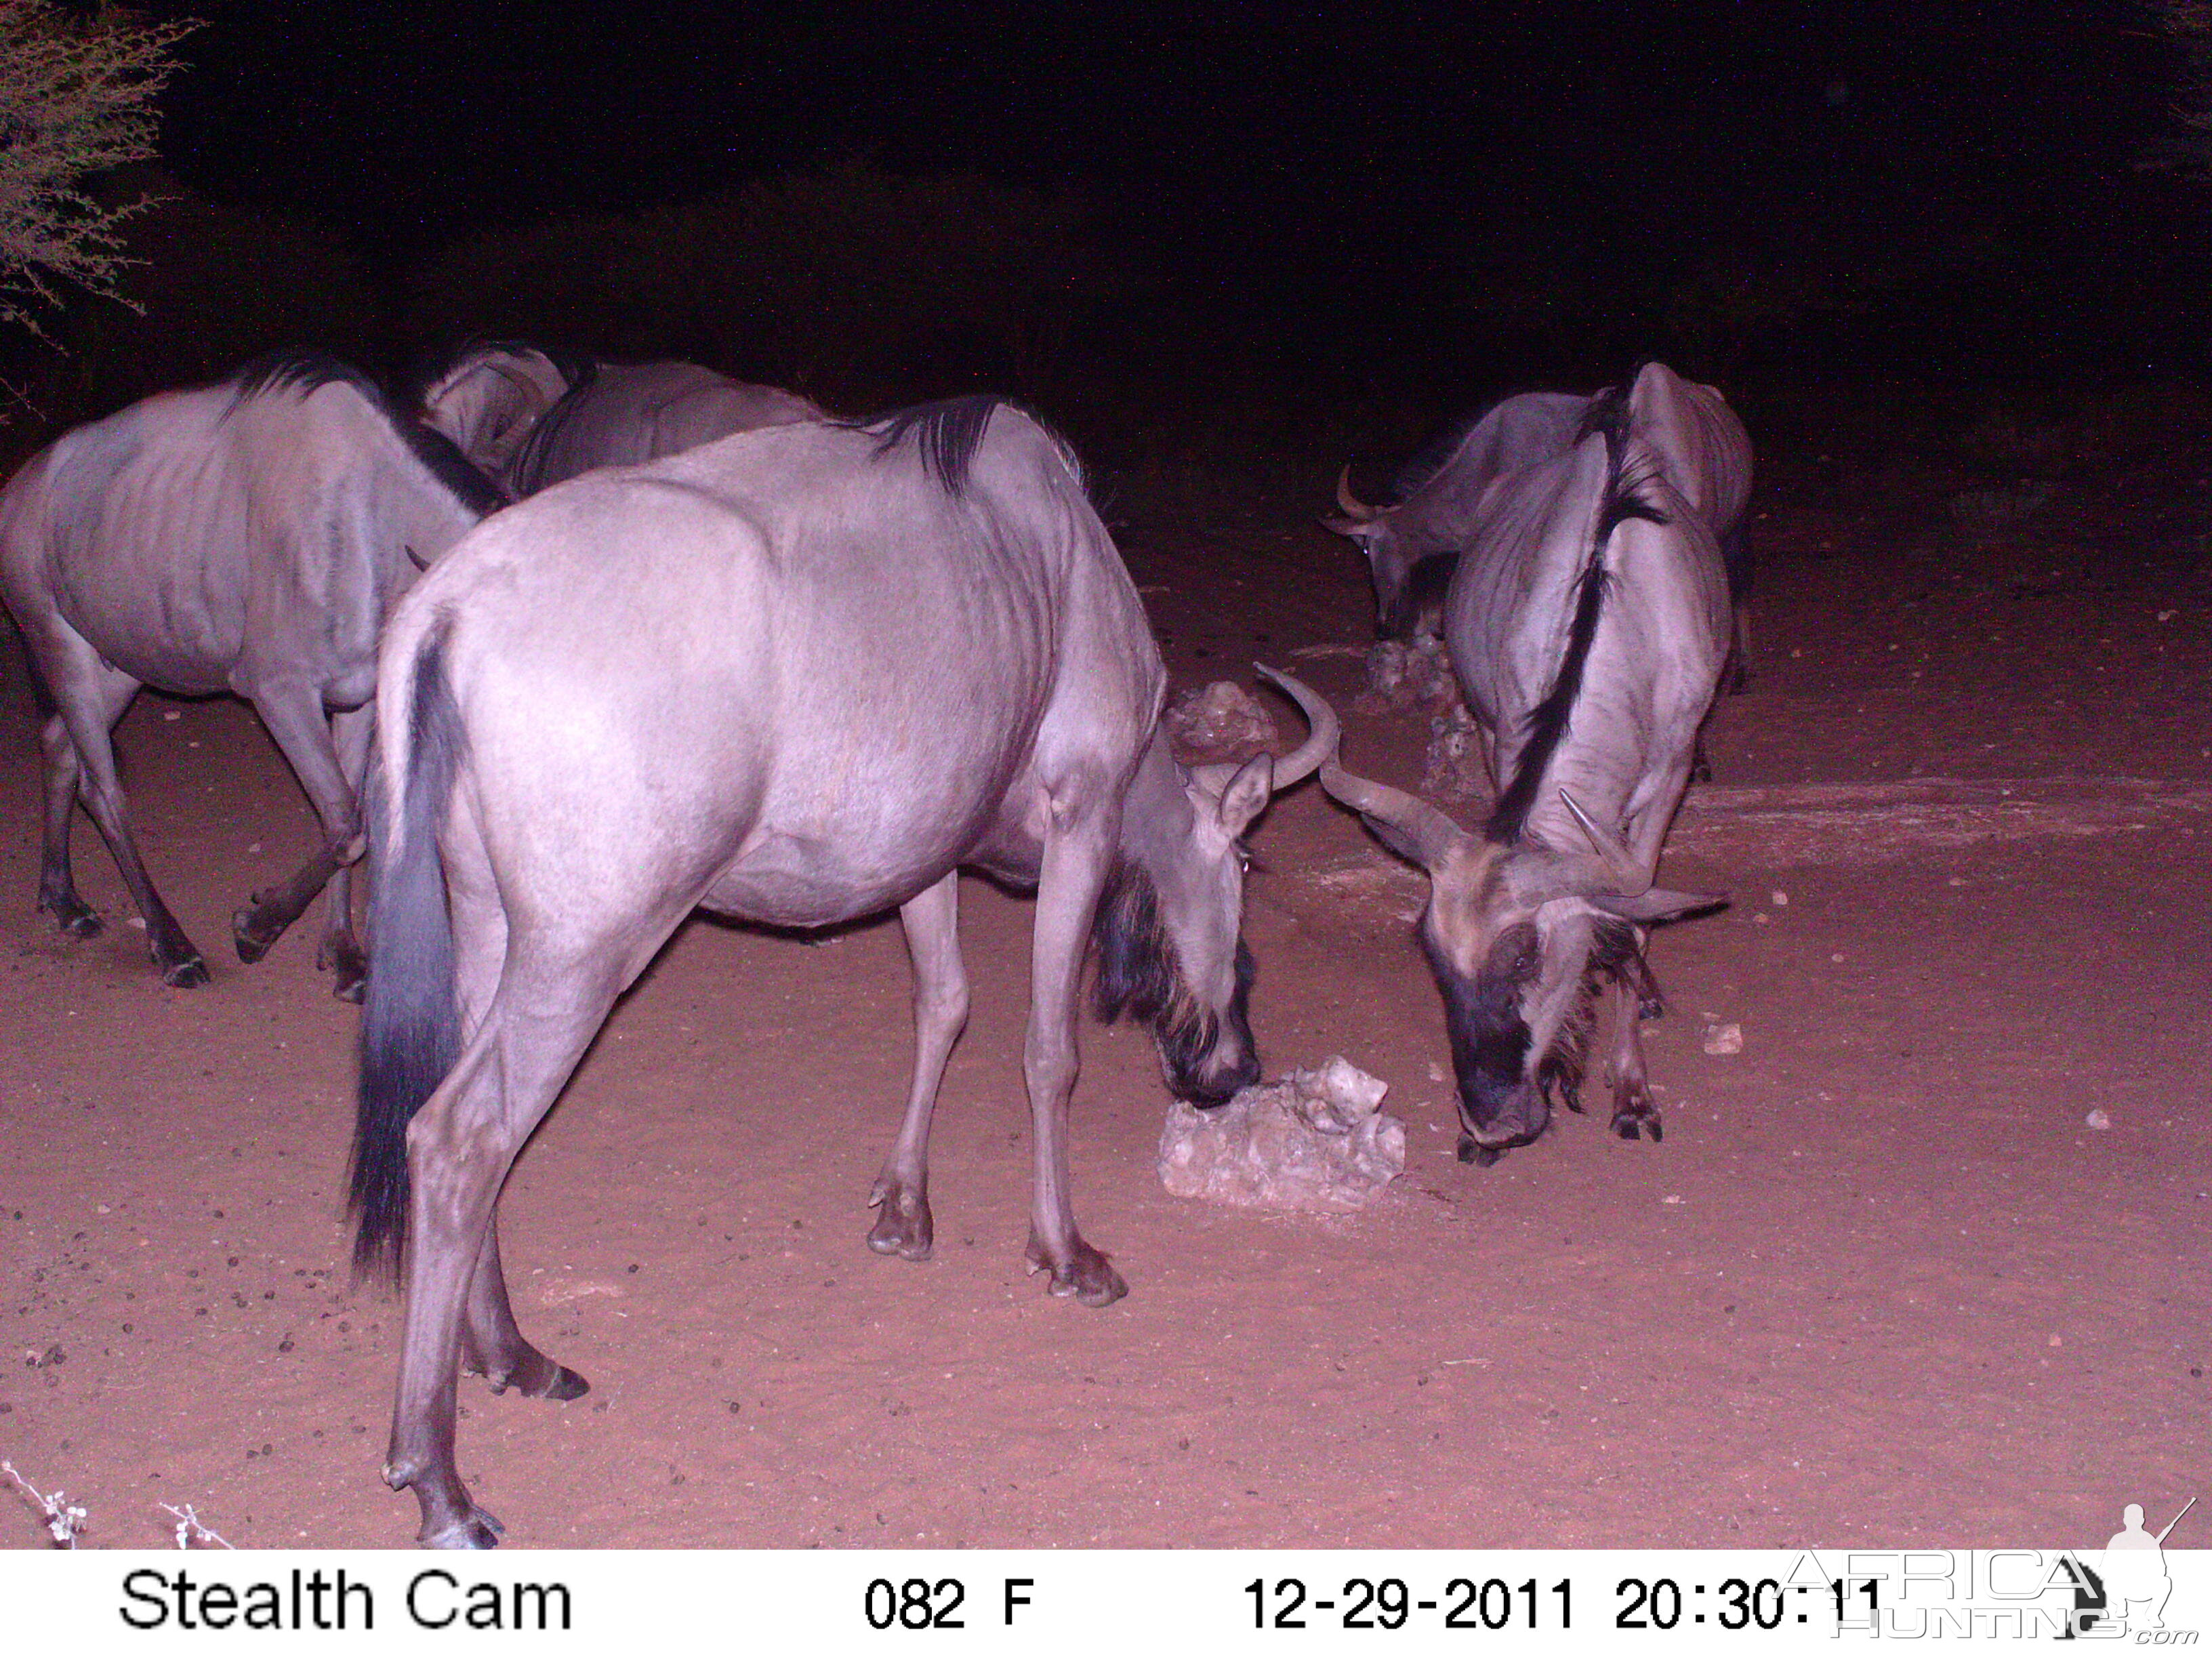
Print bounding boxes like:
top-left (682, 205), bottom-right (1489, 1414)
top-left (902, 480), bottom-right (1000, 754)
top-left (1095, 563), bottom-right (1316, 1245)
top-left (0, 354), bottom-right (502, 996)
top-left (348, 396), bottom-right (1328, 1547)
top-left (1273, 365), bottom-right (1732, 1164)
top-left (417, 340), bottom-right (825, 497)
top-left (1331, 371), bottom-right (1755, 687)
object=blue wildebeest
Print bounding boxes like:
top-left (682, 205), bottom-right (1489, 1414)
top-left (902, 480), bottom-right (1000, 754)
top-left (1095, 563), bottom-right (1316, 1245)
top-left (0, 354), bottom-right (503, 996)
top-left (1327, 390), bottom-right (1591, 640)
top-left (417, 340), bottom-right (825, 497)
top-left (1271, 366), bottom-right (1732, 1164)
top-left (1331, 369), bottom-right (1755, 685)
top-left (347, 396), bottom-right (1328, 1547)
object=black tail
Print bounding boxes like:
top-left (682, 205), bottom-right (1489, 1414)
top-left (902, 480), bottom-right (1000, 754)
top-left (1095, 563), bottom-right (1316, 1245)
top-left (347, 632), bottom-right (465, 1282)
top-left (1484, 385), bottom-right (1668, 843)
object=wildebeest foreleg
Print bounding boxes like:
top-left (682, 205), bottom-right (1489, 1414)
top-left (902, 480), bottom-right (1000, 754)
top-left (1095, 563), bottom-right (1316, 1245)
top-left (1602, 964), bottom-right (1662, 1144)
top-left (45, 659), bottom-right (207, 986)
top-left (232, 686), bottom-right (365, 994)
top-left (1021, 817), bottom-right (1127, 1307)
top-left (868, 872), bottom-right (969, 1262)
top-left (384, 987), bottom-right (609, 1550)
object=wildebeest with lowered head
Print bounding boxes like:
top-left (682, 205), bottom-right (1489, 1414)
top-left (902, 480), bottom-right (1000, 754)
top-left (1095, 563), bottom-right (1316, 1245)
top-left (417, 340), bottom-right (825, 497)
top-left (0, 352), bottom-right (501, 996)
top-left (1331, 372), bottom-right (1755, 687)
top-left (348, 395), bottom-right (1329, 1547)
top-left (1277, 364), bottom-right (1732, 1164)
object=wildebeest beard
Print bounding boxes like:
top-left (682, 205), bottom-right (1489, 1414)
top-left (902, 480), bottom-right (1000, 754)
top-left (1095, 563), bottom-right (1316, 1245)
top-left (1091, 859), bottom-right (1258, 1108)
top-left (1428, 915), bottom-right (1650, 1137)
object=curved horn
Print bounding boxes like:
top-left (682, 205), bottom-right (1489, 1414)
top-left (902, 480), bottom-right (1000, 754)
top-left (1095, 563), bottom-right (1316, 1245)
top-left (1557, 787), bottom-right (1647, 894)
top-left (1251, 663), bottom-right (1337, 789)
top-left (1334, 465), bottom-right (1377, 523)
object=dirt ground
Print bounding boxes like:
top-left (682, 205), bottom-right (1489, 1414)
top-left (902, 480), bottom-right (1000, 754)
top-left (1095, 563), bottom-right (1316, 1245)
top-left (2, 457), bottom-right (2207, 1551)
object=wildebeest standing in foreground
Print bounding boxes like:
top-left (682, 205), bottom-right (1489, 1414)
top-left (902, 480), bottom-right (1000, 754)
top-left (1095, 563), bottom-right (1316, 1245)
top-left (417, 340), bottom-right (825, 497)
top-left (349, 396), bottom-right (1328, 1547)
top-left (1331, 371), bottom-right (1755, 686)
top-left (0, 354), bottom-right (503, 996)
top-left (1275, 364), bottom-right (1732, 1164)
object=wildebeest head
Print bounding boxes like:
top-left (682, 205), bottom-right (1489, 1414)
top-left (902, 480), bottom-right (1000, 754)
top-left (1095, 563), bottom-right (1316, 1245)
top-left (1264, 672), bottom-right (1717, 1159)
top-left (1324, 468), bottom-right (1458, 642)
top-left (1093, 667), bottom-right (1336, 1108)
top-left (417, 343), bottom-right (573, 481)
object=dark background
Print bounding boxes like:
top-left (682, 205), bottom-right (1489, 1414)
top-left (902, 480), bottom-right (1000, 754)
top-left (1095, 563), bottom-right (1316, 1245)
top-left (17, 1), bottom-right (2211, 477)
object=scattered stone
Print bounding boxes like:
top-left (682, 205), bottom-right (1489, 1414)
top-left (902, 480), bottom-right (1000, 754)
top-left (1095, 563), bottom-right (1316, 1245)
top-left (1160, 1057), bottom-right (1406, 1212)
top-left (1162, 680), bottom-right (1280, 765)
top-left (1703, 1023), bottom-right (1744, 1057)
top-left (2085, 1109), bottom-right (2112, 1131)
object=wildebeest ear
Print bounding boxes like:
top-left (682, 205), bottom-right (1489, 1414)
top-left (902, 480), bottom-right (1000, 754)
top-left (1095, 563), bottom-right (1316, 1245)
top-left (1589, 887), bottom-right (1726, 923)
top-left (1212, 754), bottom-right (1273, 840)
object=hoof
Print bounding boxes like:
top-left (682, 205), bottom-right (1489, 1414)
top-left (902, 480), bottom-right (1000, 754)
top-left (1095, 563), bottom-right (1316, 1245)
top-left (1457, 1134), bottom-right (1504, 1168)
top-left (536, 1365), bottom-right (590, 1401)
top-left (333, 972), bottom-right (366, 1004)
top-left (420, 1507), bottom-right (505, 1550)
top-left (232, 916), bottom-right (276, 964)
top-left (865, 1180), bottom-right (934, 1262)
top-left (1025, 1234), bottom-right (1127, 1307)
top-left (1610, 1110), bottom-right (1662, 1143)
top-left (47, 907), bottom-right (102, 940)
top-left (160, 954), bottom-right (210, 989)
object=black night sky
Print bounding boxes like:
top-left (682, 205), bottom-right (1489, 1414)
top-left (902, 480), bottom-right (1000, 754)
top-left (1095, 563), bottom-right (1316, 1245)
top-left (39, 1), bottom-right (2212, 453)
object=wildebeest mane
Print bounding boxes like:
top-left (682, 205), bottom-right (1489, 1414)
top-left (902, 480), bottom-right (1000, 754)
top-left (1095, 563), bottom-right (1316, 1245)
top-left (1483, 385), bottom-right (1669, 844)
top-left (1091, 857), bottom-right (1255, 1091)
top-left (227, 349), bottom-right (506, 517)
top-left (227, 350), bottom-right (382, 409)
top-left (857, 394), bottom-right (1082, 499)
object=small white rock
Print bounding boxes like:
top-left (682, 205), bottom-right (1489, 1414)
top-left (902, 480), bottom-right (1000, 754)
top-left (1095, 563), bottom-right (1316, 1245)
top-left (162, 710), bottom-right (180, 722)
top-left (1703, 1023), bottom-right (1744, 1057)
top-left (1427, 1061), bottom-right (1446, 1084)
top-left (126, 917), bottom-right (146, 931)
top-left (2085, 1109), bottom-right (2112, 1131)
top-left (1771, 890), bottom-right (1788, 906)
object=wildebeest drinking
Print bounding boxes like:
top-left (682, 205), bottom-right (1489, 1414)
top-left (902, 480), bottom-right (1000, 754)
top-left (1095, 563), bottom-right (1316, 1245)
top-left (0, 353), bottom-right (501, 996)
top-left (348, 396), bottom-right (1328, 1547)
top-left (417, 340), bottom-right (825, 497)
top-left (1274, 364), bottom-right (1734, 1164)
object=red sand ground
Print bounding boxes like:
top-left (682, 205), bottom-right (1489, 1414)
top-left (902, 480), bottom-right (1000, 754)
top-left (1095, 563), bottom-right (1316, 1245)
top-left (2, 460), bottom-right (2205, 1550)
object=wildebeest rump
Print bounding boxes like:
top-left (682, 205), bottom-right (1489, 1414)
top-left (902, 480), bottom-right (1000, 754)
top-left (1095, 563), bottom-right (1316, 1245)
top-left (348, 396), bottom-right (1328, 1547)
top-left (1283, 363), bottom-right (1733, 1163)
top-left (417, 340), bottom-right (825, 497)
top-left (0, 353), bottom-right (500, 996)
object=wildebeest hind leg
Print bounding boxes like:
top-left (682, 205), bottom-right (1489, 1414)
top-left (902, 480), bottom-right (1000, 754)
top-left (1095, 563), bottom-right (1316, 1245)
top-left (1020, 817), bottom-right (1126, 1307)
top-left (386, 979), bottom-right (614, 1549)
top-left (869, 873), bottom-right (968, 1262)
top-left (49, 658), bottom-right (206, 985)
top-left (232, 686), bottom-right (361, 979)
top-left (36, 714), bottom-right (100, 937)
top-left (459, 1216), bottom-right (588, 1400)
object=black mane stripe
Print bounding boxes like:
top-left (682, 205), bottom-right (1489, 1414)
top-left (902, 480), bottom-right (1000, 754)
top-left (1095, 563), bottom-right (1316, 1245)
top-left (851, 394), bottom-right (1006, 497)
top-left (227, 350), bottom-right (506, 517)
top-left (1483, 383), bottom-right (1670, 844)
top-left (226, 350), bottom-right (382, 409)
